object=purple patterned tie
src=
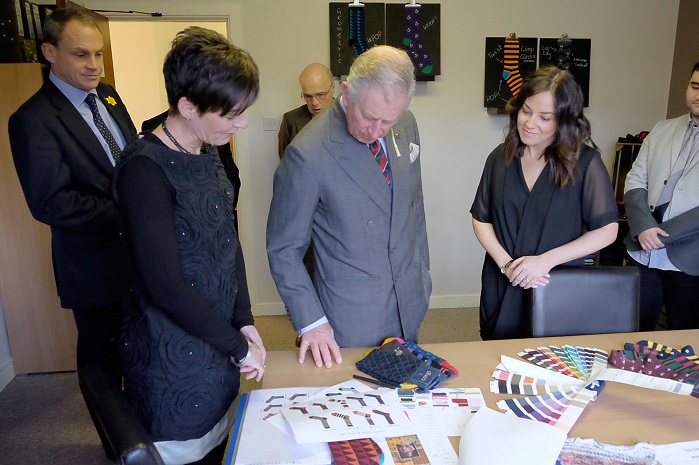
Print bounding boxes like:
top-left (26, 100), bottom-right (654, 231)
top-left (85, 93), bottom-right (122, 162)
top-left (370, 140), bottom-right (391, 186)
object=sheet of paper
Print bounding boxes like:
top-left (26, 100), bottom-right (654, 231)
top-left (282, 383), bottom-right (416, 443)
top-left (655, 439), bottom-right (699, 465)
top-left (596, 368), bottom-right (694, 395)
top-left (405, 388), bottom-right (485, 436)
top-left (232, 387), bottom-right (331, 465)
top-left (458, 406), bottom-right (567, 465)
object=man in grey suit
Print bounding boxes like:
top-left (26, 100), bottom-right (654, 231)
top-left (277, 63), bottom-right (335, 158)
top-left (267, 46), bottom-right (431, 368)
top-left (624, 61), bottom-right (699, 331)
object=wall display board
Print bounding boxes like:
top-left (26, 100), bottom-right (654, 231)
top-left (385, 3), bottom-right (440, 81)
top-left (539, 37), bottom-right (591, 107)
top-left (329, 2), bottom-right (386, 77)
top-left (330, 2), bottom-right (441, 81)
top-left (484, 35), bottom-right (537, 109)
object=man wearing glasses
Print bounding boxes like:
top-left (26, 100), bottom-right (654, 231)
top-left (278, 63), bottom-right (335, 158)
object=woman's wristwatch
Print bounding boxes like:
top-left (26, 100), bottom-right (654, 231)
top-left (500, 259), bottom-right (514, 275)
top-left (232, 340), bottom-right (251, 367)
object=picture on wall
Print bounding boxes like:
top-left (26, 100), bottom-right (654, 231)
top-left (329, 2), bottom-right (386, 77)
top-left (385, 3), bottom-right (441, 81)
top-left (484, 35), bottom-right (537, 109)
top-left (539, 37), bottom-right (591, 106)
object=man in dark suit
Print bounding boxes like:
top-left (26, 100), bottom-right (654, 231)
top-left (277, 63), bottom-right (335, 158)
top-left (267, 46), bottom-right (431, 369)
top-left (8, 8), bottom-right (136, 457)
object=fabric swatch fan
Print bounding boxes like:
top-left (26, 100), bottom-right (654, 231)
top-left (490, 345), bottom-right (609, 433)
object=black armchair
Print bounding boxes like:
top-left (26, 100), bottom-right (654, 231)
top-left (78, 363), bottom-right (165, 465)
top-left (525, 266), bottom-right (640, 338)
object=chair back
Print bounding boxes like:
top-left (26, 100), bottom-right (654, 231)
top-left (526, 266), bottom-right (640, 337)
top-left (78, 363), bottom-right (165, 465)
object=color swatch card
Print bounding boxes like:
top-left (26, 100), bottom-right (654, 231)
top-left (491, 346), bottom-right (607, 433)
top-left (491, 344), bottom-right (695, 434)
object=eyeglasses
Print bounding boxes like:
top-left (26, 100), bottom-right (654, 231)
top-left (301, 85), bottom-right (334, 102)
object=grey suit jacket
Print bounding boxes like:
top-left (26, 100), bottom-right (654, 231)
top-left (267, 98), bottom-right (431, 347)
top-left (624, 113), bottom-right (699, 275)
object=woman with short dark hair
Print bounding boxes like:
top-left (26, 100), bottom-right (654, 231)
top-left (471, 66), bottom-right (618, 340)
top-left (113, 27), bottom-right (265, 464)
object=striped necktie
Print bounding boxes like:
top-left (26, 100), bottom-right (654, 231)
top-left (370, 140), bottom-right (391, 186)
top-left (85, 93), bottom-right (122, 163)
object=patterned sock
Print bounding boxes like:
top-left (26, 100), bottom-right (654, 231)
top-left (349, 5), bottom-right (368, 57)
top-left (556, 36), bottom-right (573, 70)
top-left (403, 5), bottom-right (433, 74)
top-left (503, 35), bottom-right (523, 95)
top-left (638, 340), bottom-right (697, 360)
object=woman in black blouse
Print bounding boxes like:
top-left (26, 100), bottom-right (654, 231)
top-left (114, 27), bottom-right (265, 464)
top-left (470, 66), bottom-right (618, 340)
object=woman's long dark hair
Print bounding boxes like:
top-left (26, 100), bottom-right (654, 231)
top-left (504, 66), bottom-right (596, 188)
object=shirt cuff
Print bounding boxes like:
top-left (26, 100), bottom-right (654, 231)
top-left (298, 317), bottom-right (329, 336)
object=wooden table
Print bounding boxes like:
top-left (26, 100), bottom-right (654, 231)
top-left (262, 329), bottom-right (699, 445)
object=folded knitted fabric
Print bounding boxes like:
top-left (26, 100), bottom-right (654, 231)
top-left (355, 338), bottom-right (452, 391)
top-left (609, 340), bottom-right (699, 399)
top-left (328, 438), bottom-right (383, 465)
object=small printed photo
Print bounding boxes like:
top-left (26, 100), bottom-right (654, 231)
top-left (387, 434), bottom-right (430, 465)
top-left (397, 441), bottom-right (420, 459)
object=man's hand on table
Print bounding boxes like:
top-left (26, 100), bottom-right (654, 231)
top-left (298, 322), bottom-right (342, 368)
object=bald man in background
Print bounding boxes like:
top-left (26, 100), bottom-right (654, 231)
top-left (278, 63), bottom-right (335, 158)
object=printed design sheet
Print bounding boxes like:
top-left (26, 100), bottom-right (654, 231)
top-left (281, 381), bottom-right (416, 444)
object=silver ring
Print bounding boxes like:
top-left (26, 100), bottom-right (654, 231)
top-left (524, 278), bottom-right (531, 283)
top-left (262, 364), bottom-right (266, 369)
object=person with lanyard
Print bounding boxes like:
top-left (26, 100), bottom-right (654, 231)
top-left (8, 8), bottom-right (137, 460)
top-left (267, 45), bottom-right (431, 369)
top-left (624, 61), bottom-right (699, 331)
top-left (113, 27), bottom-right (265, 464)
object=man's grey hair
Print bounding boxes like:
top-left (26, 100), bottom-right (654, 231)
top-left (345, 46), bottom-right (415, 106)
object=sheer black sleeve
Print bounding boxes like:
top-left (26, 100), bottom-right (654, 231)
top-left (581, 148), bottom-right (619, 231)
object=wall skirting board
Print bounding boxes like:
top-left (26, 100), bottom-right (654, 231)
top-left (252, 294), bottom-right (481, 316)
top-left (0, 360), bottom-right (15, 393)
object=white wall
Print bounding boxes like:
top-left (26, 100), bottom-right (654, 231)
top-left (109, 20), bottom-right (229, 129)
top-left (84, 0), bottom-right (680, 315)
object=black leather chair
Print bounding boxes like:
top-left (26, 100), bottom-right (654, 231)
top-left (78, 363), bottom-right (165, 465)
top-left (525, 266), bottom-right (640, 337)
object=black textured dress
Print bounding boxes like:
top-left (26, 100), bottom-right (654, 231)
top-left (113, 133), bottom-right (253, 461)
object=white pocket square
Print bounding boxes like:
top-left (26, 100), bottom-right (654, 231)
top-left (409, 143), bottom-right (420, 163)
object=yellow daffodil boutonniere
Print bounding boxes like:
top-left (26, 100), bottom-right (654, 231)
top-left (105, 96), bottom-right (117, 106)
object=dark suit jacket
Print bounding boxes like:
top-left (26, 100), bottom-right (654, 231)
top-left (8, 80), bottom-right (137, 309)
top-left (278, 104), bottom-right (313, 158)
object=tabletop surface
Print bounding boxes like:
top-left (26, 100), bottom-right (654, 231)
top-left (262, 329), bottom-right (699, 445)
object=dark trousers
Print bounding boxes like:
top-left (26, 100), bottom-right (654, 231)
top-left (72, 301), bottom-right (124, 460)
top-left (628, 257), bottom-right (699, 331)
